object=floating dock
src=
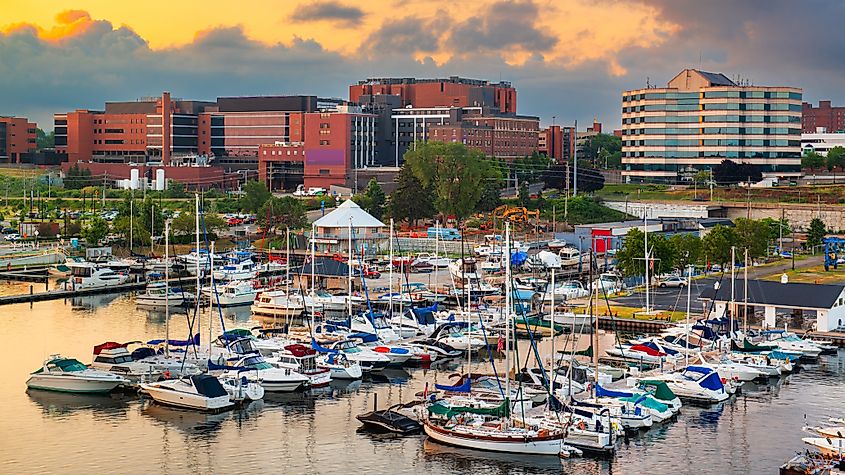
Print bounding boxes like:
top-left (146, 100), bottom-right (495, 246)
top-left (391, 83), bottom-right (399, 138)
top-left (0, 280), bottom-right (149, 305)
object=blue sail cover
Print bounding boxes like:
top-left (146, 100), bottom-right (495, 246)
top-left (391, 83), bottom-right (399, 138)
top-left (643, 341), bottom-right (678, 356)
top-left (147, 333), bottom-right (200, 347)
top-left (435, 377), bottom-right (471, 393)
top-left (596, 384), bottom-right (634, 398)
top-left (692, 324), bottom-right (718, 340)
top-left (311, 338), bottom-right (339, 354)
top-left (687, 366), bottom-right (724, 391)
top-left (348, 332), bottom-right (379, 343)
top-left (511, 251), bottom-right (528, 266)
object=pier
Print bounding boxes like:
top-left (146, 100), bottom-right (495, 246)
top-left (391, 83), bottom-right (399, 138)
top-left (0, 280), bottom-right (148, 305)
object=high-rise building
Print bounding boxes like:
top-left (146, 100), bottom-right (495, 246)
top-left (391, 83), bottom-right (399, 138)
top-left (0, 116), bottom-right (37, 163)
top-left (802, 100), bottom-right (845, 133)
top-left (350, 77), bottom-right (516, 114)
top-left (621, 69), bottom-right (802, 183)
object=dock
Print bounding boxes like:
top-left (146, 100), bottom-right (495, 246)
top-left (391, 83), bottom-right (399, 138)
top-left (0, 280), bottom-right (148, 305)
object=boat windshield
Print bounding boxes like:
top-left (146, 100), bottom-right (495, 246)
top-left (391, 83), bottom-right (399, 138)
top-left (242, 356), bottom-right (273, 370)
top-left (55, 359), bottom-right (88, 372)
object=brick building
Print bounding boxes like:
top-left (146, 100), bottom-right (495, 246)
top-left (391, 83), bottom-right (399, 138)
top-left (350, 77), bottom-right (516, 114)
top-left (538, 125), bottom-right (576, 161)
top-left (0, 116), bottom-right (37, 163)
top-left (803, 100), bottom-right (845, 133)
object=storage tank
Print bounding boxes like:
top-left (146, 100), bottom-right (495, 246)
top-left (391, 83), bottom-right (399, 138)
top-left (156, 169), bottom-right (165, 191)
top-left (130, 169), bottom-right (139, 190)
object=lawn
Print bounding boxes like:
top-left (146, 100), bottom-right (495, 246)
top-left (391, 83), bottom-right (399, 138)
top-left (760, 264), bottom-right (845, 285)
top-left (570, 304), bottom-right (689, 322)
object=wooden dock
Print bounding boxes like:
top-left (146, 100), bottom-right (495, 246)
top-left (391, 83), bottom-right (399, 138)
top-left (0, 280), bottom-right (148, 306)
top-left (598, 316), bottom-right (673, 333)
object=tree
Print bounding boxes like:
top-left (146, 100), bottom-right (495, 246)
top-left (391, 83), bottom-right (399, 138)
top-left (669, 233), bottom-right (702, 271)
top-left (63, 164), bottom-right (92, 190)
top-left (354, 178), bottom-right (386, 220)
top-left (733, 218), bottom-right (770, 260)
top-left (761, 217), bottom-right (790, 251)
top-left (240, 180), bottom-right (272, 214)
top-left (510, 152), bottom-right (550, 182)
top-left (164, 180), bottom-right (187, 198)
top-left (807, 217), bottom-right (827, 250)
top-left (825, 147), bottom-right (845, 172)
top-left (616, 228), bottom-right (675, 278)
top-left (259, 196), bottom-right (307, 233)
top-left (802, 151), bottom-right (826, 170)
top-left (581, 133), bottom-right (622, 165)
top-left (475, 179), bottom-right (502, 213)
top-left (82, 216), bottom-right (109, 245)
top-left (517, 182), bottom-right (530, 206)
top-left (35, 128), bottom-right (55, 150)
top-left (712, 160), bottom-right (762, 185)
top-left (389, 167), bottom-right (435, 224)
top-left (702, 225), bottom-right (737, 268)
top-left (404, 142), bottom-right (497, 220)
top-left (542, 164), bottom-right (605, 193)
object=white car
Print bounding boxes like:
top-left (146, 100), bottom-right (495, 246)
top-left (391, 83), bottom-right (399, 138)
top-left (4, 233), bottom-right (21, 242)
top-left (658, 276), bottom-right (687, 288)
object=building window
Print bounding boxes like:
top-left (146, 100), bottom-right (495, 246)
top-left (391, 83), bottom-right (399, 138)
top-left (320, 140), bottom-right (330, 145)
top-left (320, 169), bottom-right (330, 175)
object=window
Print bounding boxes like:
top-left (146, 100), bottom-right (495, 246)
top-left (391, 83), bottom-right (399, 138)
top-left (319, 169), bottom-right (330, 175)
top-left (319, 140), bottom-right (330, 145)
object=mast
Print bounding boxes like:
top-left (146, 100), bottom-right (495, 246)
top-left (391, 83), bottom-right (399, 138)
top-left (194, 193), bottom-right (201, 354)
top-left (129, 199), bottom-right (134, 253)
top-left (730, 245), bottom-right (736, 338)
top-left (592, 249), bottom-right (598, 395)
top-left (348, 216), bottom-right (353, 317)
top-left (434, 221), bottom-right (439, 291)
top-left (743, 247), bottom-right (749, 334)
top-left (285, 227), bottom-right (290, 328)
top-left (311, 223), bottom-right (316, 293)
top-left (505, 222), bottom-right (511, 401)
top-left (151, 204), bottom-right (155, 256)
top-left (550, 265), bottom-right (556, 375)
top-left (685, 264), bottom-right (692, 367)
top-left (164, 220), bottom-right (170, 357)
top-left (389, 218), bottom-right (394, 316)
top-left (208, 240), bottom-right (215, 357)
top-left (644, 214), bottom-right (650, 314)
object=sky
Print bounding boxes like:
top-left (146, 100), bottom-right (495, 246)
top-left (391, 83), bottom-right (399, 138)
top-left (2, 0), bottom-right (844, 130)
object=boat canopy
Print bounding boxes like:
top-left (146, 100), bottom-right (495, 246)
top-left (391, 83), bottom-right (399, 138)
top-left (642, 341), bottom-right (678, 356)
top-left (130, 347), bottom-right (157, 360)
top-left (596, 384), bottom-right (634, 399)
top-left (190, 374), bottom-right (229, 398)
top-left (685, 366), bottom-right (724, 391)
top-left (147, 334), bottom-right (200, 347)
top-left (93, 341), bottom-right (129, 355)
top-left (221, 329), bottom-right (254, 341)
top-left (435, 377), bottom-right (471, 393)
top-left (637, 380), bottom-right (678, 402)
top-left (427, 398), bottom-right (509, 419)
top-left (622, 394), bottom-right (669, 413)
top-left (630, 343), bottom-right (666, 357)
top-left (284, 344), bottom-right (316, 357)
top-left (311, 338), bottom-right (339, 355)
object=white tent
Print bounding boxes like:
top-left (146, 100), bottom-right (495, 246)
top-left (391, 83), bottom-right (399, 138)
top-left (313, 199), bottom-right (385, 229)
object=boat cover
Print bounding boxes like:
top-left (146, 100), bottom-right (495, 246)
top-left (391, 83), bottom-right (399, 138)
top-left (190, 374), bottom-right (229, 398)
top-left (147, 334), bottom-right (200, 347)
top-left (511, 251), bottom-right (528, 266)
top-left (374, 346), bottom-right (410, 355)
top-left (638, 380), bottom-right (678, 402)
top-left (311, 338), bottom-right (339, 354)
top-left (284, 344), bottom-right (316, 357)
top-left (596, 384), bottom-right (633, 398)
top-left (131, 347), bottom-right (157, 360)
top-left (685, 366), bottom-right (723, 391)
top-left (93, 341), bottom-right (129, 355)
top-left (435, 377), bottom-right (471, 393)
top-left (427, 398), bottom-right (509, 418)
top-left (642, 341), bottom-right (678, 356)
top-left (629, 344), bottom-right (666, 357)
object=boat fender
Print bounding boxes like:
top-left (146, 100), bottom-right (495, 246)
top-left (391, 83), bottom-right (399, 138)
top-left (577, 420), bottom-right (586, 431)
top-left (539, 429), bottom-right (549, 437)
top-left (162, 371), bottom-right (171, 379)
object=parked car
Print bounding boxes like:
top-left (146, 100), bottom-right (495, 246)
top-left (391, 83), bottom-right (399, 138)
top-left (4, 233), bottom-right (21, 242)
top-left (658, 276), bottom-right (687, 288)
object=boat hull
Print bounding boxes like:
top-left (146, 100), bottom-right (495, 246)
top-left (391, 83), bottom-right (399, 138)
top-left (26, 375), bottom-right (123, 393)
top-left (423, 420), bottom-right (565, 455)
top-left (140, 384), bottom-right (233, 412)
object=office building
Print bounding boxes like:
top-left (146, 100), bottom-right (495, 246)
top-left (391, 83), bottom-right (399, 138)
top-left (802, 101), bottom-right (845, 133)
top-left (350, 77), bottom-right (516, 114)
top-left (0, 116), bottom-right (37, 163)
top-left (621, 69), bottom-right (802, 183)
top-left (802, 132), bottom-right (845, 156)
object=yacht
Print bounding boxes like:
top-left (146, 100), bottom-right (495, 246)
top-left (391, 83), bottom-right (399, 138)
top-left (213, 353), bottom-right (309, 392)
top-left (649, 366), bottom-right (729, 403)
top-left (412, 252), bottom-right (451, 268)
top-left (66, 262), bottom-right (130, 290)
top-left (251, 290), bottom-right (306, 319)
top-left (27, 355), bottom-right (128, 393)
top-left (204, 280), bottom-right (257, 307)
top-left (267, 344), bottom-right (332, 388)
top-left (213, 257), bottom-right (257, 282)
top-left (317, 352), bottom-right (363, 380)
top-left (325, 339), bottom-right (391, 372)
top-left (136, 282), bottom-right (195, 308)
top-left (90, 343), bottom-right (163, 383)
top-left (558, 247), bottom-right (586, 267)
top-left (543, 281), bottom-right (590, 302)
top-left (140, 374), bottom-right (234, 412)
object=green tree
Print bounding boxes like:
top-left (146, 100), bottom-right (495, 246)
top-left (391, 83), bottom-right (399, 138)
top-left (616, 228), bottom-right (675, 277)
top-left (802, 150), bottom-right (826, 170)
top-left (825, 147), bottom-right (845, 172)
top-left (82, 216), bottom-right (109, 245)
top-left (353, 178), bottom-right (386, 220)
top-left (807, 217), bottom-right (827, 249)
top-left (63, 164), bottom-right (92, 190)
top-left (702, 225), bottom-right (737, 268)
top-left (259, 196), bottom-right (307, 233)
top-left (517, 182), bottom-right (530, 206)
top-left (164, 180), bottom-right (187, 198)
top-left (35, 128), bottom-right (55, 150)
top-left (733, 218), bottom-right (770, 260)
top-left (669, 233), bottom-right (702, 271)
top-left (240, 180), bottom-right (272, 214)
top-left (761, 217), bottom-right (790, 252)
top-left (581, 133), bottom-right (622, 165)
top-left (389, 167), bottom-right (435, 224)
top-left (476, 179), bottom-right (502, 213)
top-left (404, 142), bottom-right (497, 220)
top-left (112, 216), bottom-right (151, 246)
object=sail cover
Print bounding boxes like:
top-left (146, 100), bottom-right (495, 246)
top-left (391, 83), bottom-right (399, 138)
top-left (596, 384), bottom-right (633, 398)
top-left (147, 334), bottom-right (200, 347)
top-left (427, 398), bottom-right (509, 418)
top-left (435, 377), bottom-right (471, 393)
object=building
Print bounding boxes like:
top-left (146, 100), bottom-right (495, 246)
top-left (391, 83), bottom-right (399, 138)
top-left (802, 101), bottom-right (845, 133)
top-left (258, 105), bottom-right (377, 191)
top-left (0, 116), bottom-right (37, 163)
top-left (312, 199), bottom-right (386, 253)
top-left (802, 132), bottom-right (845, 156)
top-left (621, 69), bottom-right (802, 183)
top-left (538, 125), bottom-right (576, 161)
top-left (350, 76), bottom-right (516, 114)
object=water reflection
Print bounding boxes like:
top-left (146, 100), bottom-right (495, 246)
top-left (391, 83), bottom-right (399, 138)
top-left (27, 389), bottom-right (132, 419)
top-left (141, 400), bottom-right (231, 436)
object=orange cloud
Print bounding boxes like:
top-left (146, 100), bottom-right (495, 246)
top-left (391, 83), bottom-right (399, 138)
top-left (2, 9), bottom-right (102, 43)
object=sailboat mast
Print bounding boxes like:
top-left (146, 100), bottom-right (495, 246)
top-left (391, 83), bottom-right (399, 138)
top-left (685, 264), bottom-right (692, 367)
top-left (285, 227), bottom-right (290, 328)
top-left (730, 245), bottom-right (736, 338)
top-left (592, 249), bottom-right (599, 395)
top-left (151, 204), bottom-right (155, 255)
top-left (434, 221), bottom-right (439, 290)
top-left (389, 218), bottom-right (394, 315)
top-left (348, 216), bottom-right (353, 317)
top-left (550, 266), bottom-right (555, 375)
top-left (194, 193), bottom-right (201, 352)
top-left (164, 221), bottom-right (170, 357)
top-left (208, 240), bottom-right (215, 357)
top-left (311, 223), bottom-right (316, 293)
top-left (644, 215), bottom-right (650, 314)
top-left (743, 248), bottom-right (749, 334)
top-left (505, 222), bottom-right (511, 399)
top-left (130, 199), bottom-right (133, 253)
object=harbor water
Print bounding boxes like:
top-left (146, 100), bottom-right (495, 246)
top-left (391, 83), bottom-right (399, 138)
top-left (2, 291), bottom-right (844, 474)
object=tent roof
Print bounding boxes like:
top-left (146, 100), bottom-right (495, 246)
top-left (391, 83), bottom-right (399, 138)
top-left (313, 199), bottom-right (385, 228)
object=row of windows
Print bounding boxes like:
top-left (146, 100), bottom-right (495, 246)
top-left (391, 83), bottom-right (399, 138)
top-left (625, 139), bottom-right (801, 147)
top-left (625, 163), bottom-right (801, 173)
top-left (623, 127), bottom-right (800, 136)
top-left (623, 91), bottom-right (801, 102)
top-left (626, 103), bottom-right (801, 113)
top-left (624, 151), bottom-right (800, 158)
top-left (624, 115), bottom-right (800, 125)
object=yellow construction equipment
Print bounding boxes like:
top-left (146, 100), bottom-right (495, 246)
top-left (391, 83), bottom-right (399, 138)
top-left (492, 205), bottom-right (540, 225)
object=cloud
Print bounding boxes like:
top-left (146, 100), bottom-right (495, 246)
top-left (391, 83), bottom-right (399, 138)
top-left (289, 2), bottom-right (366, 27)
top-left (364, 16), bottom-right (448, 57)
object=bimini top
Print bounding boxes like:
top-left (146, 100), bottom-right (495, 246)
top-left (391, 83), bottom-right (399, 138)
top-left (313, 200), bottom-right (385, 229)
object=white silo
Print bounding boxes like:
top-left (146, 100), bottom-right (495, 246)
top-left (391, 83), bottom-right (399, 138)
top-left (130, 169), bottom-right (139, 190)
top-left (156, 169), bottom-right (165, 191)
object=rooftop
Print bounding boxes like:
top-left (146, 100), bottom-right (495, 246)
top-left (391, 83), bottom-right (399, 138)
top-left (699, 279), bottom-right (844, 309)
top-left (313, 199), bottom-right (385, 229)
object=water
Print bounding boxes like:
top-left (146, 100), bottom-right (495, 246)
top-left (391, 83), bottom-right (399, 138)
top-left (1, 291), bottom-right (844, 474)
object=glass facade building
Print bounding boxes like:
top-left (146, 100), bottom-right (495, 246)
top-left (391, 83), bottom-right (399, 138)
top-left (621, 69), bottom-right (802, 183)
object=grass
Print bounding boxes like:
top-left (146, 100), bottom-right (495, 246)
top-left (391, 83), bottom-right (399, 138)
top-left (595, 183), bottom-right (845, 206)
top-left (760, 264), bottom-right (845, 284)
top-left (570, 304), bottom-right (689, 322)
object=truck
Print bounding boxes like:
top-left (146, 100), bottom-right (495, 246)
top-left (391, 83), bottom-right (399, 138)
top-left (427, 227), bottom-right (461, 241)
top-left (293, 185), bottom-right (328, 197)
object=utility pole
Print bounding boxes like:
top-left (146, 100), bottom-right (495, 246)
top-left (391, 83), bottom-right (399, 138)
top-left (573, 119), bottom-right (578, 196)
top-left (746, 179), bottom-right (751, 219)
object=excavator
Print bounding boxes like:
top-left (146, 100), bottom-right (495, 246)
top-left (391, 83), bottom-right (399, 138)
top-left (491, 205), bottom-right (540, 226)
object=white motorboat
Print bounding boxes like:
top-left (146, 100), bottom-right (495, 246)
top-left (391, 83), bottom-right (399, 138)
top-left (90, 343), bottom-right (163, 383)
top-left (693, 353), bottom-right (764, 382)
top-left (26, 355), bottom-right (128, 393)
top-left (327, 339), bottom-right (391, 372)
top-left (727, 353), bottom-right (782, 377)
top-left (605, 341), bottom-right (683, 365)
top-left (767, 334), bottom-right (823, 359)
top-left (267, 344), bottom-right (332, 388)
top-left (65, 262), bottom-right (130, 290)
top-left (215, 354), bottom-right (309, 392)
top-left (649, 366), bottom-right (729, 403)
top-left (204, 280), bottom-right (257, 307)
top-left (218, 374), bottom-right (265, 402)
top-left (213, 257), bottom-right (257, 282)
top-left (558, 247), bottom-right (586, 267)
top-left (136, 282), bottom-right (195, 308)
top-left (413, 252), bottom-right (451, 268)
top-left (543, 281), bottom-right (590, 302)
top-left (251, 290), bottom-right (305, 319)
top-left (140, 374), bottom-right (234, 412)
top-left (542, 311), bottom-right (593, 329)
top-left (306, 290), bottom-right (349, 314)
top-left (428, 323), bottom-right (487, 352)
top-left (318, 352), bottom-right (363, 380)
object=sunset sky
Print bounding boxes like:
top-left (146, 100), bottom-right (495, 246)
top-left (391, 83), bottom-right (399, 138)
top-left (2, 0), bottom-right (843, 129)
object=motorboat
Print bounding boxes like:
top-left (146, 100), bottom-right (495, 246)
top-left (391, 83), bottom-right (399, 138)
top-left (448, 258), bottom-right (500, 297)
top-left (317, 352), bottom-right (363, 380)
top-left (592, 273), bottom-right (624, 295)
top-left (543, 281), bottom-right (590, 303)
top-left (357, 400), bottom-right (422, 435)
top-left (218, 373), bottom-right (265, 402)
top-left (65, 262), bottom-right (130, 290)
top-left (591, 384), bottom-right (674, 424)
top-left (204, 280), bottom-right (257, 307)
top-left (26, 355), bottom-right (128, 393)
top-left (177, 249), bottom-right (223, 275)
top-left (267, 344), bottom-right (332, 388)
top-left (635, 379), bottom-right (682, 415)
top-left (570, 396), bottom-right (653, 430)
top-left (727, 353), bottom-right (782, 377)
top-left (323, 339), bottom-right (391, 372)
top-left (413, 252), bottom-right (451, 269)
top-left (649, 366), bottom-right (729, 403)
top-left (213, 353), bottom-right (309, 392)
top-left (547, 239), bottom-right (568, 251)
top-left (692, 353), bottom-right (764, 382)
top-left (213, 257), bottom-right (257, 282)
top-left (90, 342), bottom-right (163, 383)
top-left (306, 290), bottom-right (350, 314)
top-left (763, 333), bottom-right (823, 359)
top-left (802, 437), bottom-right (845, 457)
top-left (136, 282), bottom-right (195, 308)
top-left (542, 311), bottom-right (593, 330)
top-left (558, 247), bottom-right (586, 267)
top-left (140, 374), bottom-right (234, 412)
top-left (428, 323), bottom-right (487, 352)
top-left (605, 341), bottom-right (684, 365)
top-left (251, 290), bottom-right (306, 319)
